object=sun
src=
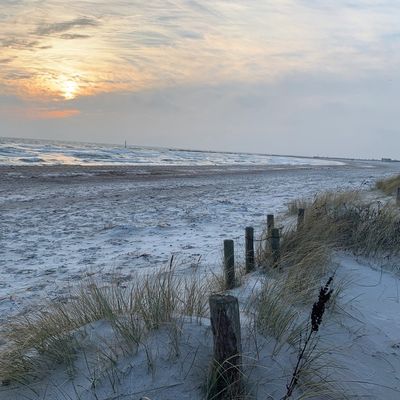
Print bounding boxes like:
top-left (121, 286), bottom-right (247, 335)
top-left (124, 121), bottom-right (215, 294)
top-left (62, 80), bottom-right (78, 100)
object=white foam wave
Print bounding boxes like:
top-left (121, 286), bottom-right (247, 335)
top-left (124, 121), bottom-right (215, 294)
top-left (0, 137), bottom-right (344, 167)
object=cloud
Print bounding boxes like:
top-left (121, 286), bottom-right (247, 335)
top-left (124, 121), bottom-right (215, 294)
top-left (3, 0), bottom-right (400, 102)
top-left (0, 38), bottom-right (39, 49)
top-left (2, 106), bottom-right (80, 119)
top-left (128, 31), bottom-right (173, 47)
top-left (67, 71), bottom-right (400, 158)
top-left (0, 92), bottom-right (23, 106)
top-left (35, 17), bottom-right (98, 36)
top-left (29, 108), bottom-right (80, 119)
top-left (3, 72), bottom-right (33, 80)
top-left (178, 30), bottom-right (203, 40)
top-left (0, 58), bottom-right (13, 64)
top-left (59, 34), bottom-right (91, 40)
top-left (185, 0), bottom-right (221, 17)
top-left (3, 69), bottom-right (400, 159)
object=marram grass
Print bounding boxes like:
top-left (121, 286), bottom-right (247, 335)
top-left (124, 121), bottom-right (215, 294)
top-left (262, 190), bottom-right (400, 272)
top-left (376, 174), bottom-right (400, 195)
top-left (0, 267), bottom-right (212, 384)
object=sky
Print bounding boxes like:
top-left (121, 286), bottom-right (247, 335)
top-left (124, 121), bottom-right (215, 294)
top-left (0, 0), bottom-right (399, 158)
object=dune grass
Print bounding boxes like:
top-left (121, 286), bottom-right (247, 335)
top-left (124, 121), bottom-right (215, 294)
top-left (205, 356), bottom-right (246, 400)
top-left (265, 190), bottom-right (400, 266)
top-left (254, 189), bottom-right (400, 349)
top-left (376, 174), bottom-right (400, 195)
top-left (252, 188), bottom-right (400, 398)
top-left (0, 267), bottom-right (212, 385)
top-left (253, 278), bottom-right (302, 354)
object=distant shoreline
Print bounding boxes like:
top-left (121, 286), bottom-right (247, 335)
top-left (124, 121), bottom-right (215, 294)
top-left (1, 136), bottom-right (386, 168)
top-left (1, 135), bottom-right (395, 163)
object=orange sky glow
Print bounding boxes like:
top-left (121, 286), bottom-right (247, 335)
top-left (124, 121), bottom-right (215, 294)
top-left (2, 0), bottom-right (399, 119)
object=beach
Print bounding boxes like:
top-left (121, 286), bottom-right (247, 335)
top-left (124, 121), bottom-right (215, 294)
top-left (2, 160), bottom-right (400, 399)
top-left (2, 160), bottom-right (399, 321)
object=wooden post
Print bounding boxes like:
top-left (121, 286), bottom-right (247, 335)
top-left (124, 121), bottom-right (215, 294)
top-left (297, 208), bottom-right (305, 231)
top-left (224, 239), bottom-right (235, 289)
top-left (397, 188), bottom-right (400, 206)
top-left (245, 227), bottom-right (255, 273)
top-left (271, 228), bottom-right (280, 267)
top-left (209, 294), bottom-right (242, 398)
top-left (267, 214), bottom-right (274, 237)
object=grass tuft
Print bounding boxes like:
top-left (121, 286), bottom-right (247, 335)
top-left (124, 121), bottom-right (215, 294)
top-left (0, 267), bottom-right (211, 384)
top-left (376, 174), bottom-right (400, 195)
top-left (254, 279), bottom-right (301, 353)
top-left (262, 190), bottom-right (400, 271)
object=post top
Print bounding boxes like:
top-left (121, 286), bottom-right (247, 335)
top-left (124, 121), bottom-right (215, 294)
top-left (209, 294), bottom-right (238, 304)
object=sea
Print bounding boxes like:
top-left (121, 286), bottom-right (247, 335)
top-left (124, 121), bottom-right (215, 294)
top-left (0, 137), bottom-right (342, 167)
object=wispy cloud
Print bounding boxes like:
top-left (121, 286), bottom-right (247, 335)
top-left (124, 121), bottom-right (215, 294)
top-left (59, 33), bottom-right (91, 40)
top-left (35, 17), bottom-right (98, 36)
top-left (128, 31), bottom-right (173, 47)
top-left (2, 106), bottom-right (80, 119)
top-left (3, 72), bottom-right (33, 80)
top-left (177, 31), bottom-right (203, 40)
top-left (1, 0), bottom-right (400, 102)
top-left (0, 38), bottom-right (39, 49)
top-left (28, 108), bottom-right (80, 119)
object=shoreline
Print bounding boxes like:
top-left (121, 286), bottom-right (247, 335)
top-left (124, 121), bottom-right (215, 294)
top-left (0, 159), bottom-right (382, 184)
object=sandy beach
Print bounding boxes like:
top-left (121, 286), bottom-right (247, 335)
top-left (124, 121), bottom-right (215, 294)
top-left (2, 160), bottom-right (399, 321)
top-left (2, 161), bottom-right (400, 399)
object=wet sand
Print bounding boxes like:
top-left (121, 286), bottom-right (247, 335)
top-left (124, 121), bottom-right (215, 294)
top-left (0, 160), bottom-right (370, 182)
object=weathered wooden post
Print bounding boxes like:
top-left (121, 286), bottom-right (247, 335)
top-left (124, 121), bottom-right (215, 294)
top-left (267, 214), bottom-right (274, 237)
top-left (224, 239), bottom-right (235, 289)
top-left (297, 208), bottom-right (305, 231)
top-left (271, 228), bottom-right (280, 267)
top-left (397, 188), bottom-right (400, 206)
top-left (245, 227), bottom-right (255, 273)
top-left (209, 294), bottom-right (242, 398)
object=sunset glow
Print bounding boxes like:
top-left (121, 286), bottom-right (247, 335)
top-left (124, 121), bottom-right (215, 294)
top-left (3, 1), bottom-right (399, 107)
top-left (61, 80), bottom-right (78, 100)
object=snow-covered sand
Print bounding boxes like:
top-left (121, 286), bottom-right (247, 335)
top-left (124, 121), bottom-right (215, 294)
top-left (1, 256), bottom-right (400, 399)
top-left (324, 254), bottom-right (400, 399)
top-left (1, 161), bottom-right (399, 320)
top-left (2, 159), bottom-right (400, 399)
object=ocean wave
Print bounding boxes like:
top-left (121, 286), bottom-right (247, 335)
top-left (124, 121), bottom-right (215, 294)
top-left (17, 157), bottom-right (45, 163)
top-left (0, 137), bottom-right (345, 167)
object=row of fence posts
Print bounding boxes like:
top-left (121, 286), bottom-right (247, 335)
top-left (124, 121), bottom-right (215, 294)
top-left (209, 207), bottom-right (306, 397)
